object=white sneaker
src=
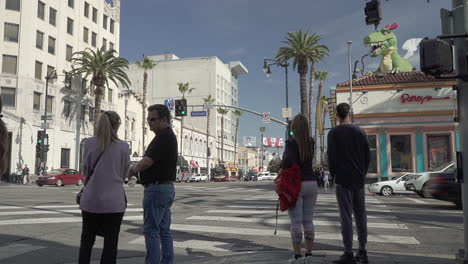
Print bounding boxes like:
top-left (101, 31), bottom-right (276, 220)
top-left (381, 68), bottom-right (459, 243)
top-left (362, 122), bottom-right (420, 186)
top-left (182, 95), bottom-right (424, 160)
top-left (287, 257), bottom-right (305, 264)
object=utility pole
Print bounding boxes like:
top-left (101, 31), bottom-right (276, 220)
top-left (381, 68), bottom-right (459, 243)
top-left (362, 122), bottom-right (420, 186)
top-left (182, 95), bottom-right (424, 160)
top-left (347, 41), bottom-right (354, 122)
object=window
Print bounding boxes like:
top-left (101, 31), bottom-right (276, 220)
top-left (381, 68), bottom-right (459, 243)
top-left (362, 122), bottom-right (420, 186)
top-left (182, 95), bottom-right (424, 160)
top-left (35, 31), bottom-right (44, 50)
top-left (367, 135), bottom-right (377, 173)
top-left (63, 100), bottom-right (71, 117)
top-left (84, 2), bottom-right (89, 17)
top-left (92, 7), bottom-right (97, 23)
top-left (67, 18), bottom-right (74, 35)
top-left (81, 105), bottom-right (86, 120)
top-left (427, 135), bottom-right (451, 171)
top-left (81, 79), bottom-right (88, 94)
top-left (33, 92), bottom-right (41, 110)
top-left (35, 61), bottom-right (43, 80)
top-left (68, 0), bottom-right (74, 8)
top-left (108, 88), bottom-right (112, 103)
top-left (102, 38), bottom-right (107, 50)
top-left (46, 95), bottom-right (53, 113)
top-left (110, 19), bottom-right (114, 33)
top-left (48, 36), bottom-right (55, 55)
top-left (103, 15), bottom-right (108, 29)
top-left (6, 0), bottom-right (20, 11)
top-left (47, 65), bottom-right (55, 83)
top-left (1, 87), bottom-right (16, 107)
top-left (37, 1), bottom-right (45, 20)
top-left (91, 32), bottom-right (97, 47)
top-left (60, 148), bottom-right (70, 169)
top-left (83, 27), bottom-right (89, 43)
top-left (49, 8), bottom-right (56, 26)
top-left (109, 42), bottom-right (114, 51)
top-left (89, 107), bottom-right (94, 122)
top-left (390, 135), bottom-right (413, 172)
top-left (66, 45), bottom-right (73, 62)
top-left (2, 55), bottom-right (17, 74)
top-left (4, 23), bottom-right (19, 42)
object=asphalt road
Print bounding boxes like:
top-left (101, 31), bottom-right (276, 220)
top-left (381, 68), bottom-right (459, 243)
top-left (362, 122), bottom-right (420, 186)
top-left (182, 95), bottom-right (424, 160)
top-left (0, 181), bottom-right (462, 263)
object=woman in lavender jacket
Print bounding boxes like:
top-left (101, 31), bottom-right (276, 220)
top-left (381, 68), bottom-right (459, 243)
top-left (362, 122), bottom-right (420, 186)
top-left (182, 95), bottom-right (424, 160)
top-left (78, 111), bottom-right (130, 264)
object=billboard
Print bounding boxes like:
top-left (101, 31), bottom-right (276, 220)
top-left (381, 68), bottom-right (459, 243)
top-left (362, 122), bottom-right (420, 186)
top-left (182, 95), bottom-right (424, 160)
top-left (243, 136), bottom-right (257, 147)
top-left (263, 137), bottom-right (285, 147)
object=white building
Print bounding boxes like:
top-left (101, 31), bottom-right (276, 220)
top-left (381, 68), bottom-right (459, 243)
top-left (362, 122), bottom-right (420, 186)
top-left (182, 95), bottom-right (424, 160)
top-left (125, 54), bottom-right (248, 170)
top-left (0, 0), bottom-right (123, 175)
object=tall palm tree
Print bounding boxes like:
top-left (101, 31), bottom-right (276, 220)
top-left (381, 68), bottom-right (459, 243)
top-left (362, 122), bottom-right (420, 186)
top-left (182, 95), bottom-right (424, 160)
top-left (233, 110), bottom-right (243, 166)
top-left (217, 108), bottom-right (229, 163)
top-left (276, 30), bottom-right (327, 117)
top-left (203, 95), bottom-right (215, 175)
top-left (71, 48), bottom-right (130, 124)
top-left (259, 126), bottom-right (266, 171)
top-left (136, 56), bottom-right (156, 154)
top-left (178, 82), bottom-right (195, 166)
top-left (308, 41), bottom-right (329, 135)
top-left (314, 71), bottom-right (328, 145)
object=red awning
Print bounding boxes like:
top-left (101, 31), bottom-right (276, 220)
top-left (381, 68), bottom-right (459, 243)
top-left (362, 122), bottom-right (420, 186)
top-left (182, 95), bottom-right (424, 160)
top-left (190, 160), bottom-right (200, 168)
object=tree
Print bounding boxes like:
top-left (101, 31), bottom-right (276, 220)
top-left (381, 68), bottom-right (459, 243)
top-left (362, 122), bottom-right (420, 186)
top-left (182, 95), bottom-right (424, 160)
top-left (259, 126), bottom-right (266, 171)
top-left (217, 108), bottom-right (229, 163)
top-left (314, 71), bottom-right (328, 147)
top-left (136, 56), bottom-right (157, 154)
top-left (308, 41), bottom-right (329, 136)
top-left (177, 82), bottom-right (195, 166)
top-left (276, 30), bottom-right (326, 117)
top-left (233, 110), bottom-right (243, 166)
top-left (203, 95), bottom-right (215, 176)
top-left (71, 48), bottom-right (131, 125)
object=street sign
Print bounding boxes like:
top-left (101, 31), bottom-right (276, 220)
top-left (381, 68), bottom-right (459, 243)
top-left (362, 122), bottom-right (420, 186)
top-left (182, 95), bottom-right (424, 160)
top-left (41, 115), bottom-right (53, 120)
top-left (204, 101), bottom-right (213, 110)
top-left (262, 112), bottom-right (271, 123)
top-left (191, 111), bottom-right (207, 117)
top-left (41, 123), bottom-right (50, 129)
top-left (282, 108), bottom-right (292, 118)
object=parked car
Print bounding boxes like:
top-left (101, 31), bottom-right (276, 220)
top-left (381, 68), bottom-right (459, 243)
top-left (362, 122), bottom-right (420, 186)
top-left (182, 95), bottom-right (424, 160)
top-left (243, 172), bottom-right (257, 181)
top-left (426, 169), bottom-right (461, 208)
top-left (36, 169), bottom-right (84, 187)
top-left (404, 162), bottom-right (454, 197)
top-left (257, 172), bottom-right (271, 181)
top-left (368, 173), bottom-right (416, 196)
top-left (189, 173), bottom-right (208, 182)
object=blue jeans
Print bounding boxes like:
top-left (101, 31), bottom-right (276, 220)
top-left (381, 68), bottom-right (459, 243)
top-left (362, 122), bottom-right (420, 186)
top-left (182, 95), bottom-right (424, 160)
top-left (288, 181), bottom-right (319, 244)
top-left (143, 183), bottom-right (175, 264)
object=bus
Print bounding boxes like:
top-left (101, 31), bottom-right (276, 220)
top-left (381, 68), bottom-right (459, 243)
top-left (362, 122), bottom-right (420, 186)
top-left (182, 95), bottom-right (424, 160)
top-left (212, 163), bottom-right (240, 182)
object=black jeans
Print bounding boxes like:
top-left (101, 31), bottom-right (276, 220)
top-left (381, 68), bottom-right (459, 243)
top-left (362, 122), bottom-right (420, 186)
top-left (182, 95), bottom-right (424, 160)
top-left (79, 211), bottom-right (125, 264)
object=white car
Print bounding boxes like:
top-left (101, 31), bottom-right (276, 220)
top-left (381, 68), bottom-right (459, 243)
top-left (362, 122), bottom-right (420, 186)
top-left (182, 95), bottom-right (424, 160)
top-left (257, 172), bottom-right (271, 181)
top-left (368, 174), bottom-right (416, 196)
top-left (189, 173), bottom-right (208, 182)
top-left (268, 173), bottom-right (278, 180)
top-left (404, 162), bottom-right (454, 197)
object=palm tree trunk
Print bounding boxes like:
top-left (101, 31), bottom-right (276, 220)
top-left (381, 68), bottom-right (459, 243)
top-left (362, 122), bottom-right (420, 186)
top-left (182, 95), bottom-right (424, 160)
top-left (142, 71), bottom-right (147, 154)
top-left (299, 63), bottom-right (308, 118)
top-left (180, 116), bottom-right (184, 167)
top-left (94, 86), bottom-right (103, 125)
top-left (220, 115), bottom-right (224, 163)
top-left (206, 109), bottom-right (211, 178)
top-left (314, 80), bottom-right (323, 158)
top-left (233, 118), bottom-right (239, 165)
top-left (309, 62), bottom-right (316, 138)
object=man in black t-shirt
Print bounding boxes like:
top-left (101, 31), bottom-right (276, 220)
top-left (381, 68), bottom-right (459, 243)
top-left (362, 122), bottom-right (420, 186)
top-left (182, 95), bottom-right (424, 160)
top-left (328, 103), bottom-right (370, 264)
top-left (129, 104), bottom-right (177, 263)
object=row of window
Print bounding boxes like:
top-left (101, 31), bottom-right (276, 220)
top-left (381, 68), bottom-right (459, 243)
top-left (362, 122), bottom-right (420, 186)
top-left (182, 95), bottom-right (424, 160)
top-left (83, 1), bottom-right (115, 33)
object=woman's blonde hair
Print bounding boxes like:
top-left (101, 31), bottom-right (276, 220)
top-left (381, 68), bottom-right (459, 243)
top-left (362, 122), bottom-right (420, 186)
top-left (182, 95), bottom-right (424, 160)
top-left (95, 111), bottom-right (120, 152)
top-left (0, 97), bottom-right (8, 175)
top-left (291, 114), bottom-right (314, 161)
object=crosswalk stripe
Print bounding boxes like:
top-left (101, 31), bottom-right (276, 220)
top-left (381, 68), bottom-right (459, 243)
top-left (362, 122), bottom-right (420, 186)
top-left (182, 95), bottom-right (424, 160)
top-left (0, 208), bottom-right (143, 216)
top-left (170, 224), bottom-right (419, 244)
top-left (186, 216), bottom-right (408, 229)
top-left (242, 196), bottom-right (382, 203)
top-left (205, 210), bottom-right (397, 219)
top-left (129, 237), bottom-right (232, 252)
top-left (0, 215), bottom-right (143, 225)
top-left (0, 243), bottom-right (45, 261)
top-left (225, 204), bottom-right (388, 209)
top-left (405, 197), bottom-right (427, 204)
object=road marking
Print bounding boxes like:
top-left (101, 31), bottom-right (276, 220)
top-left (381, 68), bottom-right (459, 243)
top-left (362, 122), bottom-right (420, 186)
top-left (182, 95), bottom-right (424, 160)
top-left (170, 224), bottom-right (419, 244)
top-left (0, 243), bottom-right (45, 260)
top-left (0, 208), bottom-right (143, 216)
top-left (0, 215), bottom-right (143, 225)
top-left (186, 216), bottom-right (408, 229)
top-left (225, 204), bottom-right (388, 209)
top-left (405, 197), bottom-right (426, 204)
top-left (205, 210), bottom-right (398, 219)
top-left (129, 237), bottom-right (232, 252)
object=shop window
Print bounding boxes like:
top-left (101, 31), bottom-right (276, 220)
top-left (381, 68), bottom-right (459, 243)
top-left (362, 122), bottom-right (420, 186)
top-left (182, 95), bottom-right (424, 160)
top-left (367, 135), bottom-right (377, 173)
top-left (390, 135), bottom-right (413, 172)
top-left (1, 87), bottom-right (16, 107)
top-left (427, 135), bottom-right (451, 170)
top-left (60, 148), bottom-right (70, 169)
top-left (33, 92), bottom-right (41, 111)
top-left (4, 23), bottom-right (19, 42)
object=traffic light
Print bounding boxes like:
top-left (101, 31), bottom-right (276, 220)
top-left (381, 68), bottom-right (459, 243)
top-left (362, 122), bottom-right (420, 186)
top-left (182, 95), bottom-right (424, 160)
top-left (37, 131), bottom-right (45, 144)
top-left (175, 99), bottom-right (187, 117)
top-left (36, 144), bottom-right (42, 153)
top-left (287, 120), bottom-right (294, 137)
top-left (44, 144), bottom-right (50, 153)
top-left (364, 0), bottom-right (382, 27)
top-left (419, 38), bottom-right (454, 77)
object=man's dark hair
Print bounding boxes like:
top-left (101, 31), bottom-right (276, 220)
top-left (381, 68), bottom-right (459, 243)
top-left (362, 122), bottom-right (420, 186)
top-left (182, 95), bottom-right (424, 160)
top-left (147, 104), bottom-right (171, 123)
top-left (336, 103), bottom-right (350, 120)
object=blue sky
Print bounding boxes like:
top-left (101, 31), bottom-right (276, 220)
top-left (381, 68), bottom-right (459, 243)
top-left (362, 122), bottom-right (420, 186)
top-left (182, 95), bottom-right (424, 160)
top-left (119, 0), bottom-right (448, 149)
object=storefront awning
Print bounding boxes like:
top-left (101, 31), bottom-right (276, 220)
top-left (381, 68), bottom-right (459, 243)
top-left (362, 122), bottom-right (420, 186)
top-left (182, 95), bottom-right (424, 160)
top-left (190, 160), bottom-right (200, 168)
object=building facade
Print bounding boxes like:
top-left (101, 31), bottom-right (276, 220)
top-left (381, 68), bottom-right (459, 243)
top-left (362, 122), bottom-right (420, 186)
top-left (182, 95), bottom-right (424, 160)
top-left (0, 0), bottom-right (122, 174)
top-left (335, 72), bottom-right (458, 181)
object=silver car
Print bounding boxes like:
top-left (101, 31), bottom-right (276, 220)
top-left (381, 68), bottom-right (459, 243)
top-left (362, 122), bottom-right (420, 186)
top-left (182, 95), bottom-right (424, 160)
top-left (404, 162), bottom-right (454, 198)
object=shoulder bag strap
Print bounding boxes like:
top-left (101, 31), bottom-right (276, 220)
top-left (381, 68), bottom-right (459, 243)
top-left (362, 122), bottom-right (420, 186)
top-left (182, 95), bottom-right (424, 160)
top-left (85, 151), bottom-right (105, 185)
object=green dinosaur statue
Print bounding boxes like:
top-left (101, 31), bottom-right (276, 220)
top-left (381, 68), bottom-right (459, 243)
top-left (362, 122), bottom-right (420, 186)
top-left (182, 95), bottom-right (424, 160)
top-left (363, 23), bottom-right (414, 73)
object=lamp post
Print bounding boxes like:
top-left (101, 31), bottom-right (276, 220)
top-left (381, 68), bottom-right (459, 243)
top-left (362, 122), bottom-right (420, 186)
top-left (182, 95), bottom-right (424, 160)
top-left (41, 70), bottom-right (71, 173)
top-left (347, 41), bottom-right (354, 122)
top-left (263, 57), bottom-right (290, 133)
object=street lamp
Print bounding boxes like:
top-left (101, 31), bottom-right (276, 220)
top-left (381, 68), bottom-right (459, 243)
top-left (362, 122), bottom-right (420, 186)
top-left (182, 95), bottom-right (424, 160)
top-left (41, 70), bottom-right (71, 173)
top-left (347, 41), bottom-right (354, 122)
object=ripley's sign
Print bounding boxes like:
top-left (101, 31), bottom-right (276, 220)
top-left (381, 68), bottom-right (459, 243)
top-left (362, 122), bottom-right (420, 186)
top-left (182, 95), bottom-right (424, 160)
top-left (400, 93), bottom-right (450, 104)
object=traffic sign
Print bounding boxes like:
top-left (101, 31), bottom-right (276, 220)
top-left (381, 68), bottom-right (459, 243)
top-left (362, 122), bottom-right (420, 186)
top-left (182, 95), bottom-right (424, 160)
top-left (262, 112), bottom-right (271, 123)
top-left (41, 115), bottom-right (53, 120)
top-left (191, 111), bottom-right (207, 117)
top-left (282, 108), bottom-right (292, 118)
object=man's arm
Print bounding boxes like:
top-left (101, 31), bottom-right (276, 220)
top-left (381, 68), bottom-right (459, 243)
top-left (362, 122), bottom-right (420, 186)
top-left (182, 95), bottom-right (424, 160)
top-left (327, 131), bottom-right (335, 174)
top-left (130, 157), bottom-right (154, 176)
top-left (363, 133), bottom-right (371, 173)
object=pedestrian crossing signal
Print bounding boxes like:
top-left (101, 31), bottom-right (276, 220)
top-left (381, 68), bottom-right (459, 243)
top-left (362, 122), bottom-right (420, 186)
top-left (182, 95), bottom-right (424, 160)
top-left (175, 99), bottom-right (187, 117)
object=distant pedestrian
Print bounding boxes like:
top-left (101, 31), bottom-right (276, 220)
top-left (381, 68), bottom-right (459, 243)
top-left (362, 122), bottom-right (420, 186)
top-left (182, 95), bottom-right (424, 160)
top-left (327, 103), bottom-right (370, 264)
top-left (323, 169), bottom-right (330, 190)
top-left (0, 97), bottom-right (8, 179)
top-left (129, 104), bottom-right (177, 264)
top-left (281, 114), bottom-right (318, 264)
top-left (78, 111), bottom-right (130, 264)
top-left (22, 165), bottom-right (30, 184)
top-left (15, 166), bottom-right (22, 184)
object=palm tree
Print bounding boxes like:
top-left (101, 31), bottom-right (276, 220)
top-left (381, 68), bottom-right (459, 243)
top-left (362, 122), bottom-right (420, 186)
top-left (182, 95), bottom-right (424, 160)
top-left (308, 41), bottom-right (329, 135)
top-left (178, 82), bottom-right (195, 166)
top-left (276, 30), bottom-right (327, 117)
top-left (233, 110), bottom-right (243, 166)
top-left (136, 56), bottom-right (156, 154)
top-left (71, 48), bottom-right (131, 124)
top-left (217, 108), bottom-right (229, 163)
top-left (314, 71), bottom-right (328, 145)
top-left (203, 95), bottom-right (215, 175)
top-left (259, 126), bottom-right (266, 171)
